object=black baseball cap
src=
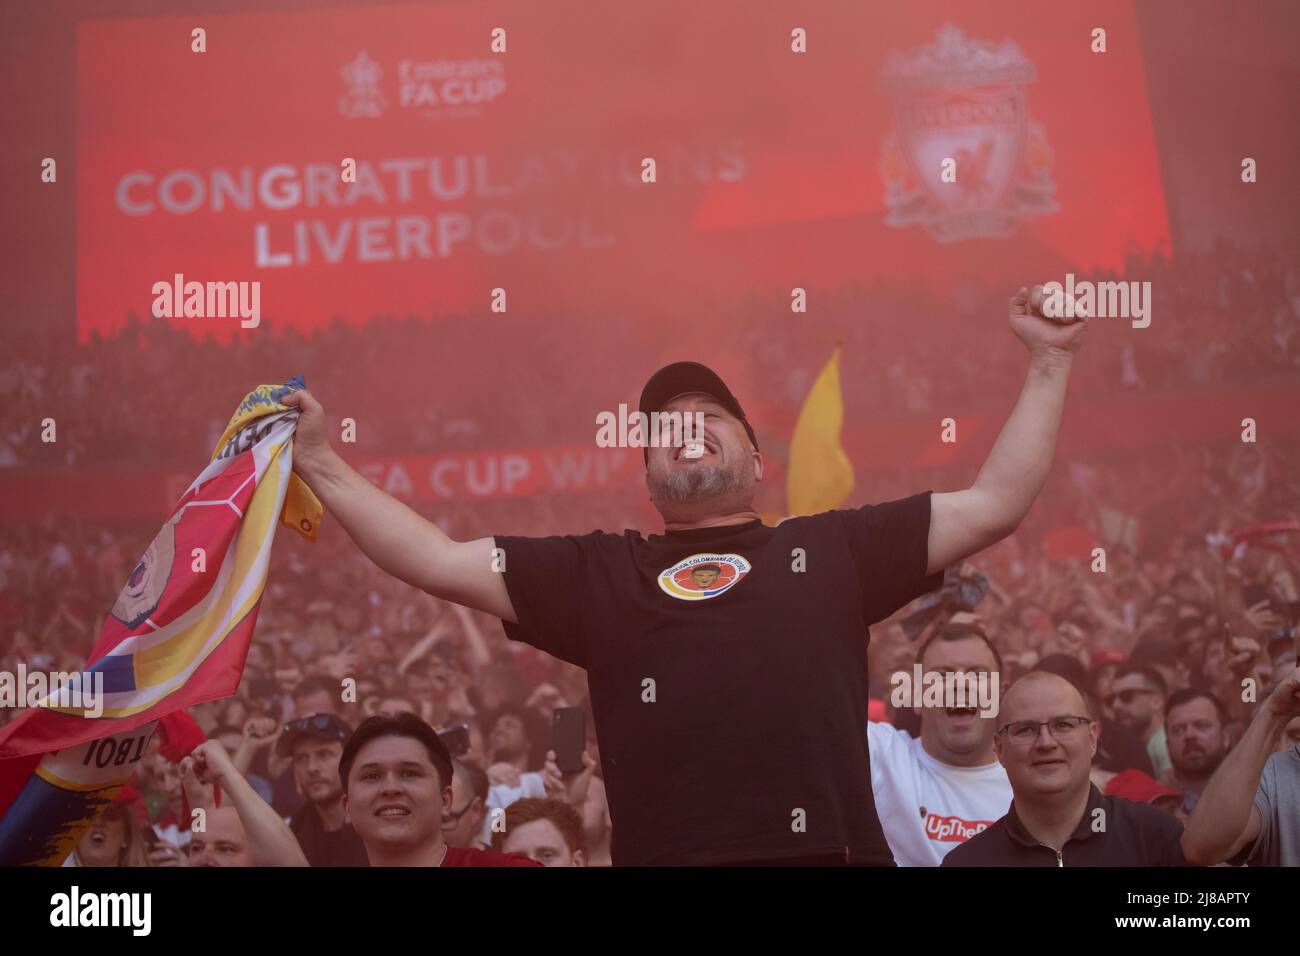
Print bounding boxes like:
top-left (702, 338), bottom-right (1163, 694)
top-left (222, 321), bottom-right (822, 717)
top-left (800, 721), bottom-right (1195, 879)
top-left (276, 713), bottom-right (354, 757)
top-left (638, 362), bottom-right (759, 458)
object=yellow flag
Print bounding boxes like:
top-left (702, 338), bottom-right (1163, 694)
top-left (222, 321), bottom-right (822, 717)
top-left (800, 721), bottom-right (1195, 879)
top-left (787, 346), bottom-right (854, 516)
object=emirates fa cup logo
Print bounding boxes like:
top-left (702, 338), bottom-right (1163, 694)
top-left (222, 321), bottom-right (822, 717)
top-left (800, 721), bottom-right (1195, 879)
top-left (339, 50), bottom-right (387, 119)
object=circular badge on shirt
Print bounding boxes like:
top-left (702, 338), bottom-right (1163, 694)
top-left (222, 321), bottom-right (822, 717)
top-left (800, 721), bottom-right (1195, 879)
top-left (658, 552), bottom-right (751, 601)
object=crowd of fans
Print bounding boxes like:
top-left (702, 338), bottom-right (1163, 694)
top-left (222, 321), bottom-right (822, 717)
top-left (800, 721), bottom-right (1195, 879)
top-left (3, 237), bottom-right (1299, 471)
top-left (1, 238), bottom-right (1299, 867)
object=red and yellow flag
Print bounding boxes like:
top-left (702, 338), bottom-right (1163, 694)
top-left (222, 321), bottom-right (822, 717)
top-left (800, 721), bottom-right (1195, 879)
top-left (0, 377), bottom-right (320, 865)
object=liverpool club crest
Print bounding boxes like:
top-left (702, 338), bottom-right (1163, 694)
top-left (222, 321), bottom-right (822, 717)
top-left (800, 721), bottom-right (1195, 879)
top-left (879, 25), bottom-right (1058, 242)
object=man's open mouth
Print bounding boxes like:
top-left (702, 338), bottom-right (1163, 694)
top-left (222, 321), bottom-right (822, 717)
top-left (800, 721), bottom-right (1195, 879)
top-left (675, 438), bottom-right (718, 461)
top-left (375, 805), bottom-right (411, 818)
top-left (945, 707), bottom-right (977, 718)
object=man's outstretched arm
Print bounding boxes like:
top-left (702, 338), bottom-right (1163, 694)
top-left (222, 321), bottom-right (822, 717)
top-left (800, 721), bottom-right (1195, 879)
top-left (927, 286), bottom-right (1088, 577)
top-left (283, 391), bottom-right (516, 623)
top-left (1181, 670), bottom-right (1300, 865)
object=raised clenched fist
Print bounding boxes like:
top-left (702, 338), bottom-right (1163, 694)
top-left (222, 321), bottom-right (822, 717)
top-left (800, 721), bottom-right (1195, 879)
top-left (1010, 284), bottom-right (1089, 361)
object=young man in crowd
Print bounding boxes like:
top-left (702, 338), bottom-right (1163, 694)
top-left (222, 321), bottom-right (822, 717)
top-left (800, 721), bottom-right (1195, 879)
top-left (280, 713), bottom-right (368, 866)
top-left (943, 671), bottom-right (1189, 866)
top-left (868, 622), bottom-right (1011, 865)
top-left (339, 712), bottom-right (539, 867)
top-left (492, 797), bottom-right (587, 867)
top-left (486, 708), bottom-right (537, 777)
top-left (477, 759), bottom-right (549, 846)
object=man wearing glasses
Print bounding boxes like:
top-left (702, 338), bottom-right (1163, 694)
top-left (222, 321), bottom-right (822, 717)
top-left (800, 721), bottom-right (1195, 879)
top-left (942, 671), bottom-right (1189, 866)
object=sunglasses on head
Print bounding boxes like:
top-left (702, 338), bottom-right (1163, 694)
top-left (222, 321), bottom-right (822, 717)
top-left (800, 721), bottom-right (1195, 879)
top-left (284, 714), bottom-right (340, 736)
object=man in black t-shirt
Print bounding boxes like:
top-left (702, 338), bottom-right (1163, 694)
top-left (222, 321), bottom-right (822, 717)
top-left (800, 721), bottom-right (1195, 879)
top-left (285, 285), bottom-right (1088, 864)
top-left (280, 714), bottom-right (369, 867)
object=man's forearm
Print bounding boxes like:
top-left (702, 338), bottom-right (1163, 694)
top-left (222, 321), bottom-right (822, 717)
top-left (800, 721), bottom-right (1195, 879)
top-left (970, 353), bottom-right (1073, 533)
top-left (296, 448), bottom-right (459, 596)
top-left (451, 602), bottom-right (495, 671)
top-left (231, 739), bottom-right (260, 778)
top-left (1182, 708), bottom-right (1285, 864)
top-left (218, 771), bottom-right (309, 867)
top-left (284, 389), bottom-right (515, 620)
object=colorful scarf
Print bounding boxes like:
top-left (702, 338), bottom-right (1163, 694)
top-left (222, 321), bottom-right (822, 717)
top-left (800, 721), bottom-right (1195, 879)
top-left (0, 376), bottom-right (321, 865)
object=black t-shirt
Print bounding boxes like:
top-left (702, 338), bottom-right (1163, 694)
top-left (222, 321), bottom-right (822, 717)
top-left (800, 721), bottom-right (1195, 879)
top-left (495, 491), bottom-right (943, 865)
top-left (290, 801), bottom-right (370, 867)
top-left (941, 785), bottom-right (1189, 866)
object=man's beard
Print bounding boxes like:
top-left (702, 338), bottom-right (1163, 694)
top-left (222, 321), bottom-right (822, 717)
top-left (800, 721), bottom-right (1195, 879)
top-left (1171, 746), bottom-right (1224, 779)
top-left (651, 463), bottom-right (748, 505)
top-left (1113, 712), bottom-right (1145, 732)
top-left (310, 783), bottom-right (343, 807)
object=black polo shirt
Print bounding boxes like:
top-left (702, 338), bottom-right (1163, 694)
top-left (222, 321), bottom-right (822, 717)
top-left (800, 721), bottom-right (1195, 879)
top-left (941, 784), bottom-right (1190, 866)
top-left (495, 491), bottom-right (943, 866)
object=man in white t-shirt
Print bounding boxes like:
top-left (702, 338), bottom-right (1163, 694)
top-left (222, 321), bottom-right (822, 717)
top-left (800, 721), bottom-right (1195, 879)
top-left (870, 622), bottom-right (1011, 865)
top-left (477, 766), bottom-right (548, 846)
